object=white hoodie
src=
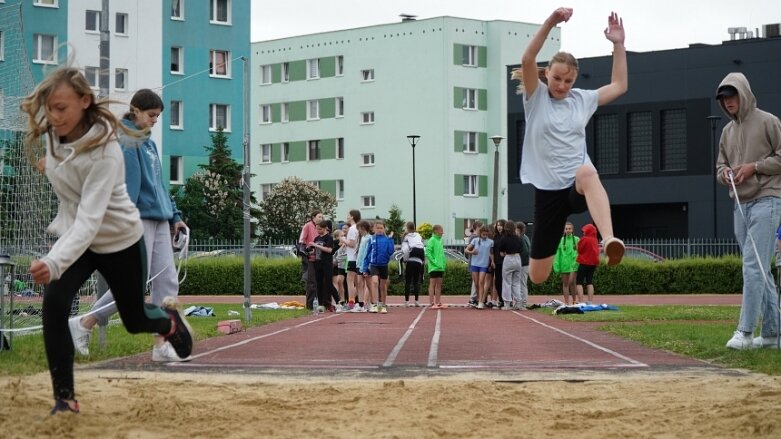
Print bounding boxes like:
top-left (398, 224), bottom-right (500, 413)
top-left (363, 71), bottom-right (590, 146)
top-left (401, 232), bottom-right (425, 263)
top-left (42, 124), bottom-right (143, 281)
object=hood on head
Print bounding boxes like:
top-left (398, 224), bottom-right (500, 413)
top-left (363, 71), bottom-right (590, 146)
top-left (581, 223), bottom-right (597, 237)
top-left (715, 72), bottom-right (756, 121)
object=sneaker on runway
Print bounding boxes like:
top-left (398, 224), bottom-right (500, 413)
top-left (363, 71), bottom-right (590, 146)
top-left (347, 300), bottom-right (355, 310)
top-left (162, 298), bottom-right (194, 359)
top-left (603, 236), bottom-right (625, 266)
top-left (403, 301), bottom-right (410, 307)
top-left (152, 342), bottom-right (186, 362)
top-left (752, 335), bottom-right (780, 349)
top-left (369, 304), bottom-right (379, 313)
top-left (414, 300), bottom-right (420, 307)
top-left (437, 303), bottom-right (447, 309)
top-left (351, 304), bottom-right (364, 312)
top-left (380, 305), bottom-right (388, 314)
top-left (726, 330), bottom-right (753, 350)
top-left (477, 302), bottom-right (485, 310)
top-left (501, 303), bottom-right (512, 310)
top-left (68, 317), bottom-right (91, 356)
top-left (468, 299), bottom-right (478, 308)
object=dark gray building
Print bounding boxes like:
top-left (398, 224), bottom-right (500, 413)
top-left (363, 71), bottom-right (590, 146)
top-left (506, 35), bottom-right (781, 239)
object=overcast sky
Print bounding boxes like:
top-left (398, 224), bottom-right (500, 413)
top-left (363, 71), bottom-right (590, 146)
top-left (251, 0), bottom-right (781, 58)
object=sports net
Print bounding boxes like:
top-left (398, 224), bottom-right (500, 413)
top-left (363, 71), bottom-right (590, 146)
top-left (1, 3), bottom-right (96, 341)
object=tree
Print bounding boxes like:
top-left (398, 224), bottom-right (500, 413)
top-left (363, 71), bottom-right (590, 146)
top-left (385, 204), bottom-right (405, 244)
top-left (256, 177), bottom-right (337, 242)
top-left (172, 128), bottom-right (259, 240)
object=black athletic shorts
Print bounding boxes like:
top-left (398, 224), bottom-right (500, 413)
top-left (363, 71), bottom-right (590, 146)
top-left (531, 186), bottom-right (588, 259)
top-left (576, 264), bottom-right (597, 285)
top-left (346, 261), bottom-right (358, 272)
top-left (369, 265), bottom-right (389, 279)
top-left (429, 270), bottom-right (444, 279)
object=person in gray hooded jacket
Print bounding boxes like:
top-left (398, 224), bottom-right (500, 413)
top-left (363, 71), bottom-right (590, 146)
top-left (715, 72), bottom-right (781, 350)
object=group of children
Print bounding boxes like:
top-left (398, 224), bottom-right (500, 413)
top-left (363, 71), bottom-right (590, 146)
top-left (302, 214), bottom-right (448, 313)
top-left (553, 222), bottom-right (601, 305)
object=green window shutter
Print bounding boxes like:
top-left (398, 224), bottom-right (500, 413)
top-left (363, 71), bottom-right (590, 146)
top-left (478, 89), bottom-right (487, 111)
top-left (478, 132), bottom-right (488, 154)
top-left (479, 175), bottom-right (488, 197)
top-left (289, 141), bottom-right (307, 162)
top-left (271, 143), bottom-right (281, 163)
top-left (289, 101), bottom-right (306, 121)
top-left (454, 131), bottom-right (463, 152)
top-left (320, 56), bottom-right (336, 78)
top-left (453, 87), bottom-right (462, 109)
top-left (478, 46), bottom-right (487, 68)
top-left (453, 44), bottom-right (461, 65)
top-left (319, 98), bottom-right (335, 119)
top-left (454, 218), bottom-right (466, 242)
top-left (271, 63), bottom-right (281, 83)
top-left (454, 174), bottom-right (464, 196)
top-left (320, 138), bottom-right (336, 159)
top-left (271, 103), bottom-right (281, 123)
top-left (289, 60), bottom-right (306, 81)
top-left (320, 179), bottom-right (337, 197)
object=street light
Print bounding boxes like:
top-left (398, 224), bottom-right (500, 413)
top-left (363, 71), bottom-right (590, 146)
top-left (489, 135), bottom-right (503, 222)
top-left (407, 135), bottom-right (421, 226)
top-left (706, 116), bottom-right (721, 238)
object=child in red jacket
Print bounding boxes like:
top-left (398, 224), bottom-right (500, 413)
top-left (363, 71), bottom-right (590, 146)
top-left (576, 224), bottom-right (600, 304)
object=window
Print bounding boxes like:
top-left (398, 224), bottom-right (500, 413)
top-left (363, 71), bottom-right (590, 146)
top-left (261, 144), bottom-right (272, 164)
top-left (210, 0), bottom-right (230, 24)
top-left (462, 88), bottom-right (477, 110)
top-left (281, 103), bottom-right (289, 123)
top-left (260, 65), bottom-right (272, 85)
top-left (361, 69), bottom-right (374, 81)
top-left (171, 0), bottom-right (184, 19)
top-left (463, 175), bottom-right (477, 196)
top-left (337, 180), bottom-right (344, 200)
top-left (627, 111), bottom-right (653, 172)
top-left (260, 183), bottom-right (275, 201)
top-left (361, 195), bottom-right (375, 208)
top-left (281, 142), bottom-right (289, 162)
top-left (463, 131), bottom-right (477, 153)
top-left (170, 100), bottom-right (183, 129)
top-left (337, 138), bottom-right (344, 159)
top-left (661, 109), bottom-right (687, 171)
top-left (307, 100), bottom-right (319, 120)
top-left (307, 140), bottom-right (321, 160)
top-left (84, 66), bottom-right (99, 88)
top-left (34, 0), bottom-right (57, 5)
top-left (336, 97), bottom-right (344, 117)
top-left (462, 45), bottom-right (477, 66)
top-left (261, 104), bottom-right (272, 124)
top-left (209, 50), bottom-right (230, 77)
top-left (170, 156), bottom-right (183, 184)
top-left (115, 13), bottom-right (128, 35)
top-left (594, 114), bottom-right (619, 175)
top-left (336, 55), bottom-right (344, 76)
top-left (209, 103), bottom-right (230, 131)
top-left (361, 111), bottom-right (374, 124)
top-left (170, 47), bottom-right (183, 74)
top-left (33, 34), bottom-right (56, 63)
top-left (361, 153), bottom-right (375, 166)
top-left (282, 62), bottom-right (289, 82)
top-left (114, 68), bottom-right (127, 90)
top-left (307, 58), bottom-right (319, 79)
top-left (85, 10), bottom-right (100, 32)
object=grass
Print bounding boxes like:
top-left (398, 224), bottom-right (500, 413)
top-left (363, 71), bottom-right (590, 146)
top-left (544, 304), bottom-right (781, 375)
top-left (2, 302), bottom-right (779, 376)
top-left (0, 303), bottom-right (308, 376)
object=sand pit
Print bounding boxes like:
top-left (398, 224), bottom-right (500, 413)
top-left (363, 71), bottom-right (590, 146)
top-left (1, 368), bottom-right (780, 438)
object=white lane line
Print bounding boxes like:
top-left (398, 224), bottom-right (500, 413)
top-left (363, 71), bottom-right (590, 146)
top-left (514, 311), bottom-right (648, 367)
top-left (382, 307), bottom-right (427, 367)
top-left (186, 313), bottom-right (340, 361)
top-left (427, 310), bottom-right (442, 367)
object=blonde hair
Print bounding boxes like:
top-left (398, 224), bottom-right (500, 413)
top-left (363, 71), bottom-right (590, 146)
top-left (511, 51), bottom-right (579, 94)
top-left (20, 66), bottom-right (129, 163)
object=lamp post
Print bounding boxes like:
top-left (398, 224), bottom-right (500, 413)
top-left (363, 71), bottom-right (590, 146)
top-left (489, 135), bottom-right (503, 222)
top-left (706, 116), bottom-right (721, 238)
top-left (407, 135), bottom-right (421, 226)
top-left (0, 254), bottom-right (16, 350)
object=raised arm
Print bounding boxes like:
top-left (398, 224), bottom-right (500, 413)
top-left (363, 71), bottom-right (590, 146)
top-left (597, 12), bottom-right (627, 105)
top-left (521, 7), bottom-right (573, 98)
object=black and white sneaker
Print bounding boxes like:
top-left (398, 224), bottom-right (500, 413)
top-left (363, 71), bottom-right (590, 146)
top-left (161, 298), bottom-right (194, 359)
top-left (50, 399), bottom-right (80, 415)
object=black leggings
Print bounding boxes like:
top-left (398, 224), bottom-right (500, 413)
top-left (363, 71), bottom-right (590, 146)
top-left (315, 262), bottom-right (334, 307)
top-left (42, 239), bottom-right (172, 401)
top-left (405, 261), bottom-right (423, 301)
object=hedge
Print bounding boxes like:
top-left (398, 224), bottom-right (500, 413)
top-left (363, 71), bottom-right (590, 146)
top-left (178, 256), bottom-right (750, 296)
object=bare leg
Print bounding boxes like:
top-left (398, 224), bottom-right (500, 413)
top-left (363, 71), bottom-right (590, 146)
top-left (529, 256), bottom-right (554, 284)
top-left (587, 284), bottom-right (595, 304)
top-left (575, 164), bottom-right (613, 239)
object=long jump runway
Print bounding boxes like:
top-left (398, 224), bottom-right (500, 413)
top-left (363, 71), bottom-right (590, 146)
top-left (97, 305), bottom-right (712, 375)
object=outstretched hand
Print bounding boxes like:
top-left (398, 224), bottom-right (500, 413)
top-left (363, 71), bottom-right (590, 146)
top-left (603, 12), bottom-right (625, 45)
top-left (548, 7), bottom-right (573, 25)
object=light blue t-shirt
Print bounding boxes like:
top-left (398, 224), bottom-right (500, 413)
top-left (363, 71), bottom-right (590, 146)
top-left (469, 237), bottom-right (493, 269)
top-left (520, 79), bottom-right (599, 190)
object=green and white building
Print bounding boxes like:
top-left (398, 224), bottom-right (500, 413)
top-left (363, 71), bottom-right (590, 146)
top-left (251, 16), bottom-right (559, 238)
